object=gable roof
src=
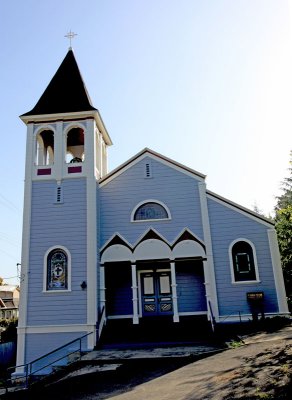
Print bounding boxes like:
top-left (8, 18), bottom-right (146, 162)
top-left (99, 148), bottom-right (206, 186)
top-left (21, 49), bottom-right (97, 117)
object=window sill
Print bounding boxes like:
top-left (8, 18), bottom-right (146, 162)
top-left (42, 289), bottom-right (72, 293)
top-left (131, 218), bottom-right (171, 223)
top-left (231, 280), bottom-right (261, 285)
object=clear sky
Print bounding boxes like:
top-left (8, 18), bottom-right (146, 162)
top-left (0, 0), bottom-right (292, 285)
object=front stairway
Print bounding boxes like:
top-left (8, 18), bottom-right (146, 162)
top-left (98, 315), bottom-right (214, 349)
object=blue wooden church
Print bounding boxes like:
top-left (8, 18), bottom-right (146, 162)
top-left (16, 49), bottom-right (289, 370)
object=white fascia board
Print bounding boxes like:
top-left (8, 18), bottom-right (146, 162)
top-left (20, 110), bottom-right (113, 146)
top-left (20, 110), bottom-right (95, 124)
top-left (206, 190), bottom-right (274, 228)
top-left (100, 227), bottom-right (206, 253)
top-left (100, 232), bottom-right (132, 253)
top-left (94, 110), bottom-right (113, 146)
top-left (171, 227), bottom-right (205, 247)
top-left (133, 226), bottom-right (170, 248)
top-left (17, 324), bottom-right (96, 334)
top-left (99, 148), bottom-right (206, 187)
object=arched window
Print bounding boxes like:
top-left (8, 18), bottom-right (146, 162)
top-left (231, 240), bottom-right (258, 282)
top-left (36, 129), bottom-right (54, 166)
top-left (66, 127), bottom-right (84, 163)
top-left (133, 201), bottom-right (170, 221)
top-left (46, 248), bottom-right (68, 290)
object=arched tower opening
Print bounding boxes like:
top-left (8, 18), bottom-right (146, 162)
top-left (66, 127), bottom-right (84, 163)
top-left (35, 129), bottom-right (54, 166)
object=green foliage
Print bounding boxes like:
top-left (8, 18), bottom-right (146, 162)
top-left (275, 151), bottom-right (292, 311)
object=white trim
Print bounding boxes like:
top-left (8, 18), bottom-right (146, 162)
top-left (171, 228), bottom-right (205, 248)
top-left (207, 191), bottom-right (273, 227)
top-left (178, 311), bottom-right (208, 316)
top-left (130, 199), bottom-right (171, 222)
top-left (20, 110), bottom-right (113, 146)
top-left (63, 121), bottom-right (86, 175)
top-left (131, 264), bottom-right (139, 324)
top-left (100, 228), bottom-right (205, 253)
top-left (228, 238), bottom-right (260, 284)
top-left (134, 239), bottom-right (172, 261)
top-left (198, 182), bottom-right (219, 321)
top-left (133, 227), bottom-right (169, 248)
top-left (267, 229), bottom-right (289, 314)
top-left (34, 125), bottom-right (56, 170)
top-left (86, 119), bottom-right (98, 344)
top-left (17, 324), bottom-right (95, 334)
top-left (101, 244), bottom-right (132, 263)
top-left (33, 123), bottom-right (56, 135)
top-left (64, 121), bottom-right (86, 134)
top-left (16, 123), bottom-right (34, 367)
top-left (42, 245), bottom-right (72, 292)
top-left (55, 121), bottom-right (64, 181)
top-left (107, 315), bottom-right (133, 319)
top-left (100, 232), bottom-right (132, 252)
top-left (231, 280), bottom-right (261, 285)
top-left (170, 262), bottom-right (179, 322)
top-left (173, 240), bottom-right (205, 258)
top-left (100, 266), bottom-right (106, 313)
top-left (99, 148), bottom-right (205, 188)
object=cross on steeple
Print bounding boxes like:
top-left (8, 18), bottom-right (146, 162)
top-left (65, 30), bottom-right (77, 49)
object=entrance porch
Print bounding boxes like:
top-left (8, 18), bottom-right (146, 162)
top-left (99, 232), bottom-right (218, 345)
top-left (102, 258), bottom-right (208, 326)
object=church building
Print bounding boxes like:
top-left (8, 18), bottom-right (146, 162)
top-left (16, 49), bottom-right (289, 369)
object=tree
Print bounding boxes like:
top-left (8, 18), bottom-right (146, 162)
top-left (0, 277), bottom-right (3, 285)
top-left (275, 151), bottom-right (292, 310)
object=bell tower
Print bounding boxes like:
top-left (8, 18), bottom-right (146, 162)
top-left (16, 49), bottom-right (112, 368)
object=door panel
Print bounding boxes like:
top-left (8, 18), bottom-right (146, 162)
top-left (141, 271), bottom-right (173, 316)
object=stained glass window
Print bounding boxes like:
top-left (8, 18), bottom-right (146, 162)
top-left (232, 241), bottom-right (256, 282)
top-left (134, 202), bottom-right (168, 221)
top-left (47, 249), bottom-right (68, 290)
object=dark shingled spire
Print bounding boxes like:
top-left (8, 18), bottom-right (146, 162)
top-left (21, 50), bottom-right (97, 116)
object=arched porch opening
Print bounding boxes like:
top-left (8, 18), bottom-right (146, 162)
top-left (100, 235), bottom-right (208, 328)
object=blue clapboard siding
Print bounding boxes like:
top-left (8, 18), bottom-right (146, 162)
top-left (207, 197), bottom-right (278, 316)
top-left (176, 261), bottom-right (207, 313)
top-left (27, 179), bottom-right (87, 326)
top-left (106, 263), bottom-right (133, 316)
top-left (100, 157), bottom-right (204, 246)
top-left (25, 331), bottom-right (87, 365)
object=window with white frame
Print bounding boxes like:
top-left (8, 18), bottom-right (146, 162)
top-left (231, 240), bottom-right (257, 282)
top-left (133, 201), bottom-right (169, 221)
top-left (46, 248), bottom-right (69, 290)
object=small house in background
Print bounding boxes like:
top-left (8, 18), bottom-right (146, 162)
top-left (0, 286), bottom-right (19, 320)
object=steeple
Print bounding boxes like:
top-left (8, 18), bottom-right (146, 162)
top-left (21, 49), bottom-right (97, 117)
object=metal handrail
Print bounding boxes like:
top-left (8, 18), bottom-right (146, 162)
top-left (219, 311), bottom-right (243, 323)
top-left (5, 331), bottom-right (93, 391)
top-left (97, 306), bottom-right (106, 340)
top-left (208, 300), bottom-right (216, 332)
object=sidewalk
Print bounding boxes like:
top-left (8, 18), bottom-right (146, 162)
top-left (108, 326), bottom-right (292, 400)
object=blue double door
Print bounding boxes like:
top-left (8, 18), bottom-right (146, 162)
top-left (141, 270), bottom-right (173, 316)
